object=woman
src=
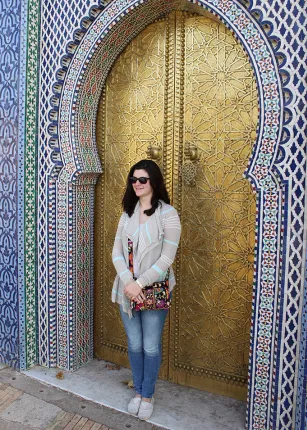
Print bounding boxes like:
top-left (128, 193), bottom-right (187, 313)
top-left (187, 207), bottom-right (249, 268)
top-left (112, 160), bottom-right (181, 420)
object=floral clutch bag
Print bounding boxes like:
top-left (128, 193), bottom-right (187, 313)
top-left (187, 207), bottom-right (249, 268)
top-left (128, 238), bottom-right (171, 311)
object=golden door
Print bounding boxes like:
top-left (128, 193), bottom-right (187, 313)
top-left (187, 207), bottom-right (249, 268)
top-left (94, 10), bottom-right (257, 400)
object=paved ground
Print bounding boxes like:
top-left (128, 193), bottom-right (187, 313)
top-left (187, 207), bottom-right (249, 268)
top-left (0, 367), bottom-right (164, 430)
top-left (23, 361), bottom-right (246, 430)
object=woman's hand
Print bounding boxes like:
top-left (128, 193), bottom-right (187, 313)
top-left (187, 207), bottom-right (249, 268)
top-left (124, 281), bottom-right (146, 304)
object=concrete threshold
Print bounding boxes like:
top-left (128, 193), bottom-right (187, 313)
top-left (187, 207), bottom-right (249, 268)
top-left (23, 360), bottom-right (246, 430)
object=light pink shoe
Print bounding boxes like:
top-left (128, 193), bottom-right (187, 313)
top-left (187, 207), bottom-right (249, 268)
top-left (127, 396), bottom-right (142, 416)
top-left (138, 397), bottom-right (154, 420)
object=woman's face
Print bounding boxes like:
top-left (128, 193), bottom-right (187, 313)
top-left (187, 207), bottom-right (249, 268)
top-left (132, 169), bottom-right (153, 200)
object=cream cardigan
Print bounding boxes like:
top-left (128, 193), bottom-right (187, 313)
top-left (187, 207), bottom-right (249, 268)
top-left (112, 200), bottom-right (181, 315)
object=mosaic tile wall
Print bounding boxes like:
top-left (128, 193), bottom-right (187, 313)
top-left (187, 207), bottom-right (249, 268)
top-left (37, 0), bottom-right (97, 368)
top-left (0, 0), bottom-right (22, 369)
top-left (17, 0), bottom-right (27, 371)
top-left (247, 2), bottom-right (307, 428)
top-left (22, 0), bottom-right (40, 370)
top-left (0, 0), bottom-right (306, 428)
top-left (38, 1), bottom-right (306, 428)
top-left (297, 248), bottom-right (307, 430)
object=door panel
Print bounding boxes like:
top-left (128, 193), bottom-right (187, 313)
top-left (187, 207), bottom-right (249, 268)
top-left (94, 18), bottom-right (169, 368)
top-left (170, 12), bottom-right (257, 399)
top-left (95, 10), bottom-right (257, 400)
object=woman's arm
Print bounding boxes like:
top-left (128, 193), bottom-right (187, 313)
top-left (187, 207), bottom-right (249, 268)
top-left (137, 208), bottom-right (181, 287)
top-left (112, 213), bottom-right (134, 286)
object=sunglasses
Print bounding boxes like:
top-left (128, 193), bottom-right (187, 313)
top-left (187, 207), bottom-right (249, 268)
top-left (129, 176), bottom-right (150, 184)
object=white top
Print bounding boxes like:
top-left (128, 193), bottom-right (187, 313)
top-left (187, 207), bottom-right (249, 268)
top-left (133, 223), bottom-right (145, 278)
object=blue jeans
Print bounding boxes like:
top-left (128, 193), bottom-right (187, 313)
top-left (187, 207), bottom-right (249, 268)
top-left (120, 306), bottom-right (168, 398)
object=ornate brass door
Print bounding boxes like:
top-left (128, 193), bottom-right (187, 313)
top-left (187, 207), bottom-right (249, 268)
top-left (94, 10), bottom-right (258, 400)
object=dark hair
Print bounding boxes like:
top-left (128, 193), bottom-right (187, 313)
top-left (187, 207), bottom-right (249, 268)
top-left (122, 159), bottom-right (170, 217)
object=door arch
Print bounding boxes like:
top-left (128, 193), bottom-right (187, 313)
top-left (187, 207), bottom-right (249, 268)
top-left (94, 10), bottom-right (258, 400)
top-left (53, 0), bottom-right (283, 427)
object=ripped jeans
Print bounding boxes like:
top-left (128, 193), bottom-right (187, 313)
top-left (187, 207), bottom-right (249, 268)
top-left (120, 306), bottom-right (168, 398)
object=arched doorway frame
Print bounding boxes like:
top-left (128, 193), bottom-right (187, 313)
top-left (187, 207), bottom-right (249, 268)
top-left (46, 1), bottom-right (288, 428)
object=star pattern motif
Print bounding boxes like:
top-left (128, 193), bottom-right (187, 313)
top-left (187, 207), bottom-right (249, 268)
top-left (179, 15), bottom-right (257, 377)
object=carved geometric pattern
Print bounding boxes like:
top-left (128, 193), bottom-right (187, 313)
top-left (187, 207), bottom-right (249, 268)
top-left (177, 12), bottom-right (258, 389)
top-left (95, 16), bottom-right (169, 361)
top-left (94, 12), bottom-right (258, 397)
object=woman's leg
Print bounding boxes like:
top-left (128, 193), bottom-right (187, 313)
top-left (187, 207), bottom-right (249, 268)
top-left (120, 307), bottom-right (144, 396)
top-left (141, 309), bottom-right (168, 399)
